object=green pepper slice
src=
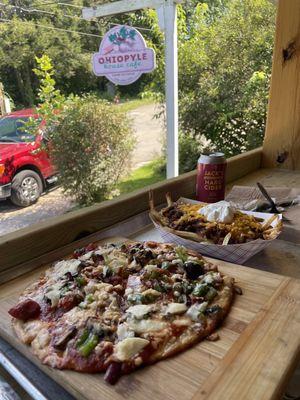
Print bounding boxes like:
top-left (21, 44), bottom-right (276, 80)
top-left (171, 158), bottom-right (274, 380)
top-left (192, 283), bottom-right (209, 297)
top-left (86, 294), bottom-right (95, 303)
top-left (75, 276), bottom-right (87, 287)
top-left (175, 246), bottom-right (188, 263)
top-left (76, 329), bottom-right (89, 348)
top-left (78, 332), bottom-right (99, 357)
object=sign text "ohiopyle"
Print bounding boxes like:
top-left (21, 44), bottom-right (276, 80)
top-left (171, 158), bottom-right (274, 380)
top-left (92, 25), bottom-right (156, 85)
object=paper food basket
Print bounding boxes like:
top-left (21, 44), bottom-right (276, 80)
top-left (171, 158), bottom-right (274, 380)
top-left (150, 198), bottom-right (282, 264)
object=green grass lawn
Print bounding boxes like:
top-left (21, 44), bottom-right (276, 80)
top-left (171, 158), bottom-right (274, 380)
top-left (115, 97), bottom-right (155, 113)
top-left (118, 160), bottom-right (165, 194)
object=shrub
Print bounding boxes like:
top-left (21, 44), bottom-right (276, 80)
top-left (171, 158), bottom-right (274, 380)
top-left (154, 131), bottom-right (215, 176)
top-left (178, 131), bottom-right (215, 173)
top-left (150, 0), bottom-right (276, 157)
top-left (50, 97), bottom-right (135, 205)
top-left (179, 0), bottom-right (275, 156)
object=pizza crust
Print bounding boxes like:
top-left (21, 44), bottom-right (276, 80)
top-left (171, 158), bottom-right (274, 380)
top-left (12, 319), bottom-right (48, 344)
top-left (9, 240), bottom-right (236, 382)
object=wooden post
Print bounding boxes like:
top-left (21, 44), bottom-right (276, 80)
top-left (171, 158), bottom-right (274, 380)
top-left (164, 1), bottom-right (179, 178)
top-left (262, 0), bottom-right (300, 170)
top-left (83, 0), bottom-right (182, 178)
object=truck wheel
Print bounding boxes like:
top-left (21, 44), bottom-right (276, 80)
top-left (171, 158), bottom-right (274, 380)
top-left (11, 170), bottom-right (43, 207)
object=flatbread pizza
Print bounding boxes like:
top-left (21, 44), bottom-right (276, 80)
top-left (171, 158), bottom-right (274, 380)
top-left (9, 241), bottom-right (236, 384)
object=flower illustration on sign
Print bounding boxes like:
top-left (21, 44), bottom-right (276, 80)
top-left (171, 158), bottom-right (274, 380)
top-left (92, 25), bottom-right (156, 85)
top-left (109, 26), bottom-right (137, 51)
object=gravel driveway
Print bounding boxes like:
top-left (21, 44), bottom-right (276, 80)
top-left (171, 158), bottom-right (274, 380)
top-left (0, 103), bottom-right (164, 237)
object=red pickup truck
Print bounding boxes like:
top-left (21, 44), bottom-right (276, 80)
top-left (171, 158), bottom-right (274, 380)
top-left (0, 109), bottom-right (57, 207)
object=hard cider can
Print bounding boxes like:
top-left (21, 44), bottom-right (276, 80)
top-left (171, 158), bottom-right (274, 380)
top-left (196, 152), bottom-right (227, 203)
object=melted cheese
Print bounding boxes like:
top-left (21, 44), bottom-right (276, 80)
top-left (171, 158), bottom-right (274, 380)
top-left (126, 304), bottom-right (154, 319)
top-left (203, 272), bottom-right (220, 285)
top-left (31, 292), bottom-right (45, 305)
top-left (45, 282), bottom-right (64, 307)
top-left (117, 323), bottom-right (135, 341)
top-left (125, 288), bottom-right (134, 295)
top-left (94, 246), bottom-right (114, 256)
top-left (186, 302), bottom-right (208, 321)
top-left (84, 281), bottom-right (112, 294)
top-left (165, 303), bottom-right (187, 315)
top-left (20, 320), bottom-right (45, 343)
top-left (203, 274), bottom-right (214, 284)
top-left (101, 249), bottom-right (128, 273)
top-left (115, 337), bottom-right (149, 361)
top-left (79, 251), bottom-right (94, 261)
top-left (35, 328), bottom-right (51, 348)
top-left (52, 259), bottom-right (81, 278)
top-left (172, 318), bottom-right (191, 327)
top-left (127, 319), bottom-right (167, 334)
top-left (64, 307), bottom-right (95, 326)
top-left (171, 274), bottom-right (183, 282)
top-left (141, 289), bottom-right (161, 298)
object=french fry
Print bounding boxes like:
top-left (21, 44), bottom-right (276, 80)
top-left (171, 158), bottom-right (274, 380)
top-left (149, 189), bottom-right (155, 211)
top-left (261, 214), bottom-right (278, 231)
top-left (166, 192), bottom-right (173, 207)
top-left (222, 233), bottom-right (231, 245)
top-left (149, 191), bottom-right (169, 227)
top-left (163, 224), bottom-right (213, 244)
top-left (149, 193), bottom-right (282, 245)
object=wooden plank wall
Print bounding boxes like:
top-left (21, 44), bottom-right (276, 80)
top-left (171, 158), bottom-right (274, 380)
top-left (263, 0), bottom-right (300, 169)
top-left (0, 148), bottom-right (262, 274)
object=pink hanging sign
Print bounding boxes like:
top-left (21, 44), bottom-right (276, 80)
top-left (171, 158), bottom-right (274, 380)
top-left (92, 25), bottom-right (156, 85)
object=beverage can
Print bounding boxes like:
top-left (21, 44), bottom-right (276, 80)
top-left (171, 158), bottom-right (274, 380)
top-left (196, 152), bottom-right (227, 203)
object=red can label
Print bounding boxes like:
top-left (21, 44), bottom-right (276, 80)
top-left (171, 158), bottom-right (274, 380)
top-left (196, 163), bottom-right (227, 203)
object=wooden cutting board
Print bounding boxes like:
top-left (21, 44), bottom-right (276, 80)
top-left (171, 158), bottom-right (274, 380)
top-left (0, 237), bottom-right (299, 400)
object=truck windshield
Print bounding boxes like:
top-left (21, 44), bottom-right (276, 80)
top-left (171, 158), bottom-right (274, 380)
top-left (0, 117), bottom-right (36, 143)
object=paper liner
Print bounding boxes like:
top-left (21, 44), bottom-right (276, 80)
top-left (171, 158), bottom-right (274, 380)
top-left (150, 198), bottom-right (282, 264)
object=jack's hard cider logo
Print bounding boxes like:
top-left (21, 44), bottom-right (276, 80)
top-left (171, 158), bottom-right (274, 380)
top-left (92, 25), bottom-right (156, 85)
top-left (197, 163), bottom-right (227, 203)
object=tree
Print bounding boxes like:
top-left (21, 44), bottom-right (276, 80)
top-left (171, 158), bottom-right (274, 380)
top-left (26, 54), bottom-right (135, 205)
top-left (0, 1), bottom-right (111, 107)
top-left (184, 0), bottom-right (275, 156)
top-left (150, 0), bottom-right (276, 161)
top-left (0, 1), bottom-right (164, 107)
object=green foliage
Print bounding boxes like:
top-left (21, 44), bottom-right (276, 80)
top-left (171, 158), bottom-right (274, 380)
top-left (26, 54), bottom-right (135, 205)
top-left (51, 97), bottom-right (135, 205)
top-left (178, 132), bottom-right (215, 174)
top-left (181, 0), bottom-right (275, 157)
top-left (1, 0), bottom-right (276, 173)
top-left (154, 132), bottom-right (215, 176)
top-left (0, 1), bottom-right (163, 107)
top-left (34, 55), bottom-right (65, 118)
top-left (23, 55), bottom-right (66, 134)
top-left (117, 159), bottom-right (165, 195)
top-left (0, 2), bottom-right (101, 105)
top-left (116, 97), bottom-right (155, 113)
top-left (151, 0), bottom-right (276, 161)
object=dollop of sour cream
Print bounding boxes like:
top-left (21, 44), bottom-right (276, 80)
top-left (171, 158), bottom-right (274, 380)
top-left (198, 201), bottom-right (236, 223)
